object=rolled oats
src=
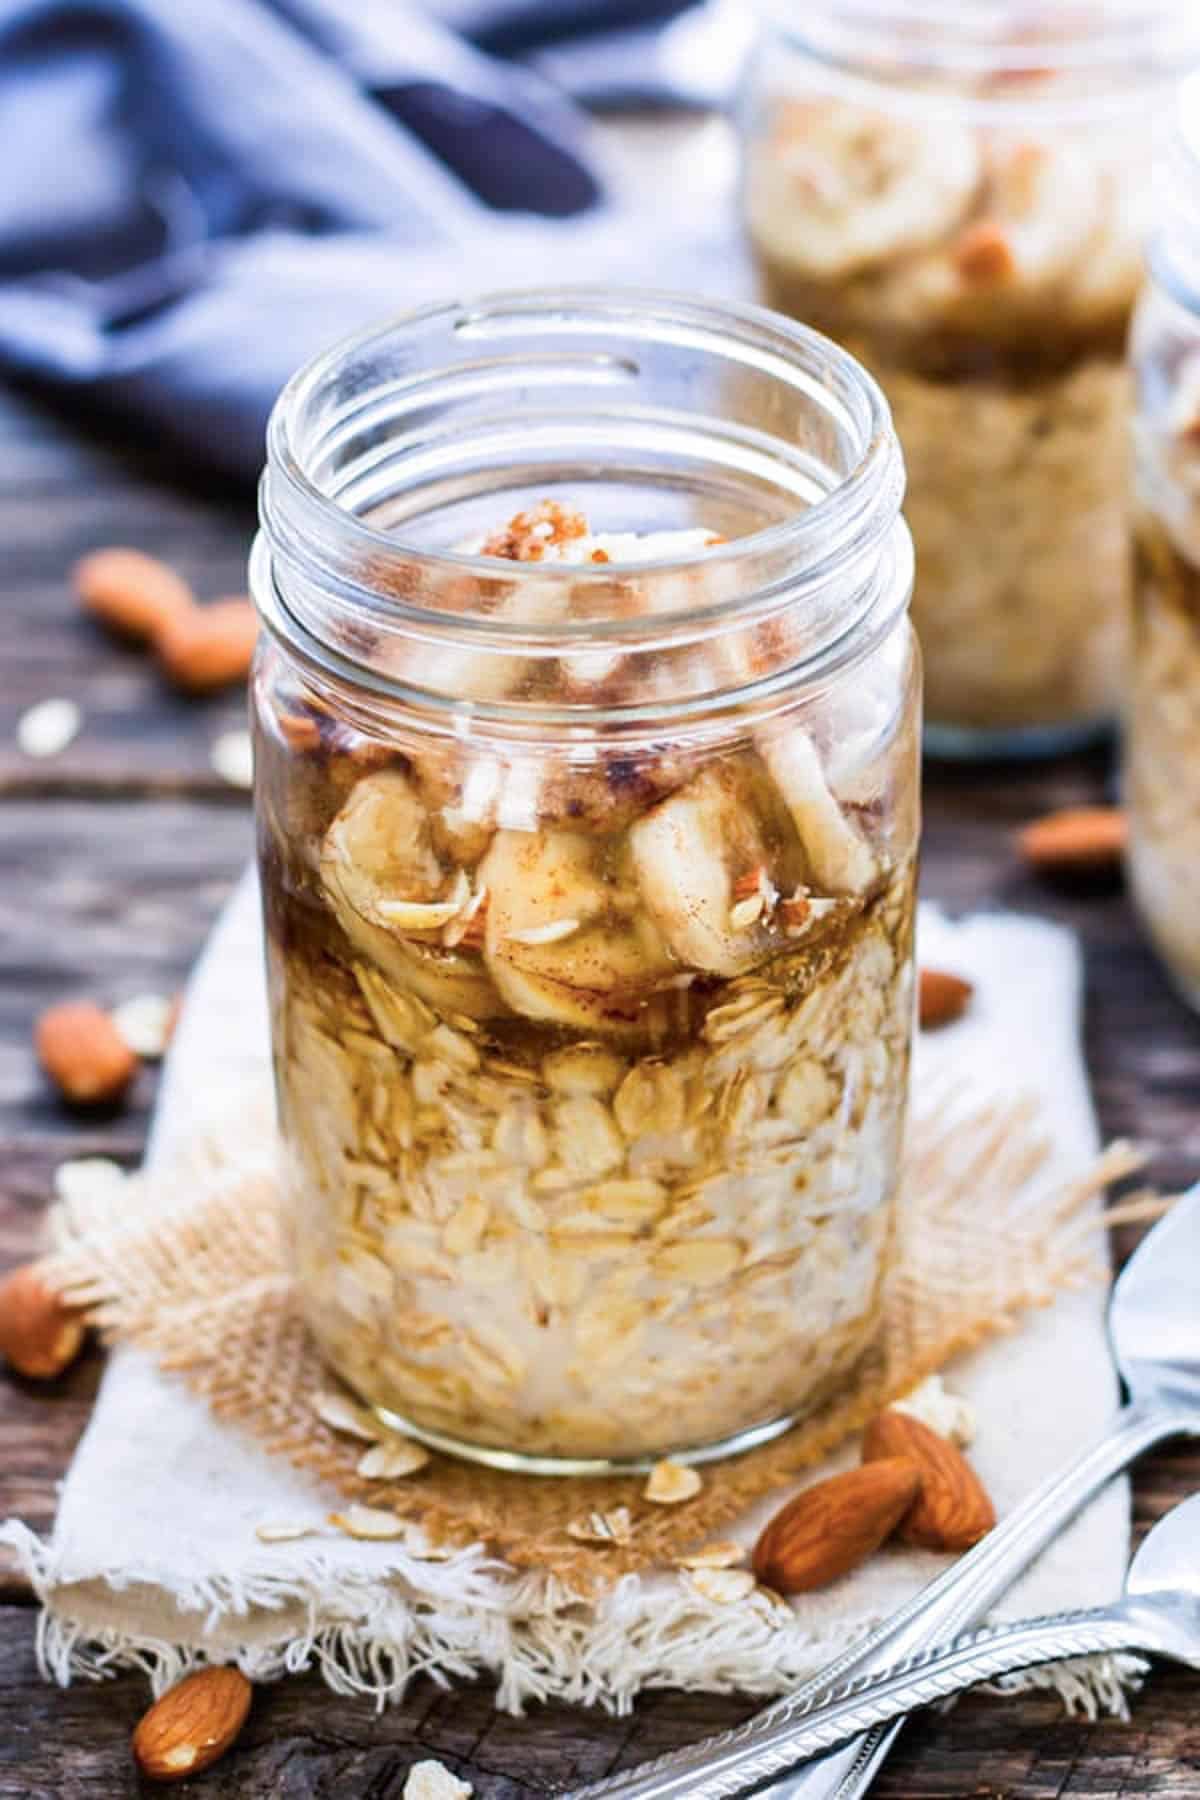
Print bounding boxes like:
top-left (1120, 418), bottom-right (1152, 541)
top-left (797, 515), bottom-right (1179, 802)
top-left (357, 1438), bottom-right (430, 1479)
top-left (645, 1460), bottom-right (704, 1505)
top-left (675, 1541), bottom-right (746, 1570)
top-left (329, 1504), bottom-right (408, 1540)
top-left (688, 1567), bottom-right (758, 1605)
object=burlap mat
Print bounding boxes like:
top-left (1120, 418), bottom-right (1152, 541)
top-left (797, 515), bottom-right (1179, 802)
top-left (41, 1085), bottom-right (1139, 1592)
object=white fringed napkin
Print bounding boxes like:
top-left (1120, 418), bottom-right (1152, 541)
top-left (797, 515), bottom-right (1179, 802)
top-left (1, 876), bottom-right (1137, 1717)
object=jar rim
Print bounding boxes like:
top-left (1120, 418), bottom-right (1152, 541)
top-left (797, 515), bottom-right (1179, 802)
top-left (757, 0), bottom-right (1200, 94)
top-left (263, 286), bottom-right (902, 647)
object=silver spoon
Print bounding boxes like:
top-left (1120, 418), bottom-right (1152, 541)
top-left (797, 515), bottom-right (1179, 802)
top-left (657, 1490), bottom-right (1200, 1778)
top-left (571, 1183), bottom-right (1200, 1800)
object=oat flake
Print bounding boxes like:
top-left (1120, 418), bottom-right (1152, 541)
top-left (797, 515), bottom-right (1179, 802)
top-left (111, 993), bottom-right (173, 1059)
top-left (403, 1763), bottom-right (473, 1800)
top-left (210, 727), bottom-right (253, 789)
top-left (17, 697), bottom-right (81, 759)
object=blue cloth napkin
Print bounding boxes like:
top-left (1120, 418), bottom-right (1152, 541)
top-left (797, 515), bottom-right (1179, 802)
top-left (0, 0), bottom-right (738, 477)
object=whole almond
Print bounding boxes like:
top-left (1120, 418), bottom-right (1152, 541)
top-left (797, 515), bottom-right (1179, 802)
top-left (918, 967), bottom-right (974, 1031)
top-left (863, 1410), bottom-right (996, 1552)
top-left (0, 1264), bottom-right (86, 1378)
top-left (156, 598), bottom-right (258, 693)
top-left (1018, 806), bottom-right (1127, 876)
top-left (133, 1667), bottom-right (252, 1783)
top-left (752, 1458), bottom-right (922, 1594)
top-left (73, 548), bottom-right (193, 642)
top-left (35, 1001), bottom-right (139, 1105)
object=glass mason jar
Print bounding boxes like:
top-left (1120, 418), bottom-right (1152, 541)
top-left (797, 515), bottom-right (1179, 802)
top-left (741, 2), bottom-right (1200, 756)
top-left (250, 289), bottom-right (920, 1474)
top-left (1127, 93), bottom-right (1200, 1008)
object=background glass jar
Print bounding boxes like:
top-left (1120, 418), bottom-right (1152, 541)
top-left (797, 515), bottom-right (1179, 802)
top-left (1127, 93), bottom-right (1200, 1009)
top-left (740, 1), bottom-right (1200, 757)
top-left (251, 289), bottom-right (920, 1474)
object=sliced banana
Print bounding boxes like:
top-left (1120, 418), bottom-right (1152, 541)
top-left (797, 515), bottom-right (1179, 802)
top-left (746, 98), bottom-right (981, 280)
top-left (480, 828), bottom-right (677, 1036)
top-left (875, 134), bottom-right (1104, 330)
top-left (628, 758), bottom-right (806, 977)
top-left (758, 729), bottom-right (876, 896)
top-left (321, 769), bottom-right (497, 1017)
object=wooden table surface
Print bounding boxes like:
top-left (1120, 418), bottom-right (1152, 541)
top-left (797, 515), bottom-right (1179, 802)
top-left (2, 378), bottom-right (1199, 1799)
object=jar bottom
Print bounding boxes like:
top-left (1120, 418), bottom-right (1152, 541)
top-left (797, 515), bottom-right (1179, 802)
top-left (364, 1398), bottom-right (811, 1476)
top-left (328, 1334), bottom-right (881, 1477)
top-left (923, 715), bottom-right (1113, 762)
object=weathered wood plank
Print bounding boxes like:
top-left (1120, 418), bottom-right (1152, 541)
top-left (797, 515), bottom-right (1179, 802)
top-left (0, 1600), bottom-right (1196, 1799)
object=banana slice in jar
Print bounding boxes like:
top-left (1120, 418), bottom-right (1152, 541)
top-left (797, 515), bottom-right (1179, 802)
top-left (629, 757), bottom-right (808, 976)
top-left (758, 729), bottom-right (877, 896)
top-left (876, 135), bottom-right (1105, 331)
top-left (479, 828), bottom-right (679, 1037)
top-left (320, 768), bottom-right (498, 1017)
top-left (746, 97), bottom-right (981, 280)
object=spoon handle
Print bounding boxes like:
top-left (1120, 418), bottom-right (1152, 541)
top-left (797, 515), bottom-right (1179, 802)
top-left (570, 1610), bottom-right (1149, 1800)
top-left (567, 1399), bottom-right (1188, 1800)
top-left (747, 1397), bottom-right (1190, 1800)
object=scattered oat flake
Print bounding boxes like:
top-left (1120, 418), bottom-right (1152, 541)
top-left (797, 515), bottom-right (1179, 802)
top-left (567, 1507), bottom-right (634, 1547)
top-left (357, 1437), bottom-right (430, 1479)
top-left (644, 1460), bottom-right (703, 1505)
top-left (689, 1567), bottom-right (758, 1605)
top-left (110, 992), bottom-right (174, 1058)
top-left (892, 1373), bottom-right (977, 1448)
top-left (53, 1156), bottom-right (128, 1206)
top-left (17, 697), bottom-right (81, 759)
top-left (329, 1504), bottom-right (408, 1540)
top-left (210, 727), bottom-right (253, 788)
top-left (312, 1390), bottom-right (381, 1441)
top-left (403, 1762), bottom-right (473, 1800)
top-left (255, 1521), bottom-right (319, 1543)
top-left (675, 1540), bottom-right (745, 1571)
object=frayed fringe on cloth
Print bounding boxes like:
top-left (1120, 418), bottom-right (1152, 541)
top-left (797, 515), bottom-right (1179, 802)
top-left (0, 1518), bottom-right (1147, 1722)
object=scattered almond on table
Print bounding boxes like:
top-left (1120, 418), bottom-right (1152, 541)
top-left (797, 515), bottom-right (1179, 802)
top-left (72, 545), bottom-right (257, 693)
top-left (0, 1264), bottom-right (87, 1379)
top-left (862, 1409), bottom-right (996, 1551)
top-left (131, 1666), bottom-right (252, 1784)
top-left (73, 547), bottom-right (194, 643)
top-left (752, 1458), bottom-right (922, 1595)
top-left (34, 1000), bottom-right (139, 1105)
top-left (156, 596), bottom-right (258, 693)
top-left (1017, 805), bottom-right (1127, 876)
top-left (918, 967), bottom-right (974, 1030)
top-left (749, 1391), bottom-right (995, 1595)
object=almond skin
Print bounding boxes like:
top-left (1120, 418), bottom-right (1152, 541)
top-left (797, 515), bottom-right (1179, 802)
top-left (73, 548), bottom-right (193, 643)
top-left (156, 598), bottom-right (258, 693)
top-left (133, 1667), bottom-right (252, 1783)
top-left (752, 1458), bottom-right (922, 1594)
top-left (863, 1410), bottom-right (996, 1552)
top-left (1017, 806), bottom-right (1127, 876)
top-left (918, 968), bottom-right (973, 1031)
top-left (0, 1264), bottom-right (86, 1379)
top-left (35, 1001), bottom-right (139, 1105)
top-left (954, 220), bottom-right (1015, 284)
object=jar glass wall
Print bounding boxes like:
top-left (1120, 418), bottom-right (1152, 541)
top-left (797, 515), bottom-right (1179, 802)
top-left (251, 290), bottom-right (920, 1473)
top-left (1127, 98), bottom-right (1200, 1008)
top-left (741, 2), bottom-right (1200, 756)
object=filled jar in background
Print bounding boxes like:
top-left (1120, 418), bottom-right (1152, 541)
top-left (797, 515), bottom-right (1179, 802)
top-left (741, 1), bottom-right (1200, 756)
top-left (1128, 92), bottom-right (1200, 1008)
top-left (251, 290), bottom-right (920, 1473)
